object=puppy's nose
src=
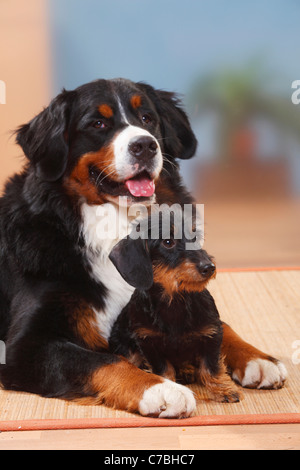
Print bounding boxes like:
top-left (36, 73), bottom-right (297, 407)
top-left (128, 136), bottom-right (158, 160)
top-left (199, 263), bottom-right (216, 279)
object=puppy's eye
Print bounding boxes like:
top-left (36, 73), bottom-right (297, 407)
top-left (142, 114), bottom-right (152, 125)
top-left (162, 239), bottom-right (176, 249)
top-left (92, 120), bottom-right (107, 129)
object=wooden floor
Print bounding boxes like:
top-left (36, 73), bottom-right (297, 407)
top-left (0, 423), bottom-right (299, 450)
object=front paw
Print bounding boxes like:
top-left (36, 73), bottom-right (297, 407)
top-left (138, 379), bottom-right (196, 418)
top-left (232, 358), bottom-right (287, 390)
top-left (216, 390), bottom-right (241, 403)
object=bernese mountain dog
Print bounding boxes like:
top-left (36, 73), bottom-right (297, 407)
top-left (0, 78), bottom-right (286, 418)
top-left (109, 209), bottom-right (241, 404)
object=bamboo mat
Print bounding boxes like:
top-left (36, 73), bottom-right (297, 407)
top-left (0, 269), bottom-right (299, 431)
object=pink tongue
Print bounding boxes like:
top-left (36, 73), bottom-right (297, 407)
top-left (125, 177), bottom-right (155, 197)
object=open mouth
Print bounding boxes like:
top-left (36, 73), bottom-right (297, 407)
top-left (89, 167), bottom-right (156, 200)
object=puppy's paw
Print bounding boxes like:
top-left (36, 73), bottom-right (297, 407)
top-left (217, 390), bottom-right (241, 403)
top-left (139, 379), bottom-right (196, 418)
top-left (233, 358), bottom-right (287, 390)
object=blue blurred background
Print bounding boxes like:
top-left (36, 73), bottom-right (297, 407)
top-left (1, 0), bottom-right (300, 268)
top-left (50, 0), bottom-right (299, 96)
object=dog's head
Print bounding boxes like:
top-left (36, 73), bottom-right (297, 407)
top-left (109, 208), bottom-right (216, 294)
top-left (16, 78), bottom-right (197, 206)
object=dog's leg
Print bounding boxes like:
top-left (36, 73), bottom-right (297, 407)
top-left (221, 323), bottom-right (287, 389)
top-left (160, 360), bottom-right (176, 382)
top-left (2, 340), bottom-right (195, 418)
top-left (197, 357), bottom-right (241, 403)
top-left (80, 356), bottom-right (190, 418)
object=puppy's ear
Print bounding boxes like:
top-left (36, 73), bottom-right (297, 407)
top-left (109, 236), bottom-right (153, 290)
top-left (16, 89), bottom-right (75, 181)
top-left (137, 83), bottom-right (197, 160)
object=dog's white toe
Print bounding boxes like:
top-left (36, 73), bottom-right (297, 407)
top-left (139, 379), bottom-right (196, 418)
top-left (232, 358), bottom-right (287, 389)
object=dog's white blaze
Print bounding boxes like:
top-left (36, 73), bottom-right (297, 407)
top-left (113, 125), bottom-right (163, 180)
top-left (116, 96), bottom-right (130, 125)
top-left (81, 203), bottom-right (134, 339)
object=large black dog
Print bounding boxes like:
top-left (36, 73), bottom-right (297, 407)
top-left (0, 79), bottom-right (286, 418)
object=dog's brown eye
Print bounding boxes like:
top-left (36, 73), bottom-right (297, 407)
top-left (142, 114), bottom-right (152, 124)
top-left (93, 120), bottom-right (107, 129)
top-left (162, 239), bottom-right (176, 249)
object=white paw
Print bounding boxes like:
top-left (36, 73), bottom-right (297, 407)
top-left (138, 379), bottom-right (196, 418)
top-left (233, 359), bottom-right (287, 390)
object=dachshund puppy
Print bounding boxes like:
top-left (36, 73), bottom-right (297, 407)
top-left (109, 210), bottom-right (241, 403)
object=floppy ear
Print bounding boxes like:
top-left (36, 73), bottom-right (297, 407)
top-left (137, 83), bottom-right (197, 160)
top-left (16, 89), bottom-right (75, 181)
top-left (109, 236), bottom-right (153, 290)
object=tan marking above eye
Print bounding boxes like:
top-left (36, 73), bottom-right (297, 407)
top-left (130, 94), bottom-right (142, 109)
top-left (98, 104), bottom-right (114, 118)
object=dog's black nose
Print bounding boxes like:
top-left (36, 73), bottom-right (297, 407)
top-left (129, 136), bottom-right (158, 160)
top-left (199, 263), bottom-right (216, 279)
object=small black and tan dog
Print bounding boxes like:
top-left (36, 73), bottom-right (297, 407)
top-left (109, 211), bottom-right (241, 403)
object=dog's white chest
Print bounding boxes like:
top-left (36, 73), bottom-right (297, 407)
top-left (81, 203), bottom-right (134, 339)
top-left (91, 255), bottom-right (134, 340)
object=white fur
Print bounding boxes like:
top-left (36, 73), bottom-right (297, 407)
top-left (139, 379), bottom-right (196, 418)
top-left (92, 256), bottom-right (134, 340)
top-left (81, 202), bottom-right (134, 339)
top-left (113, 125), bottom-right (163, 180)
top-left (232, 359), bottom-right (287, 389)
top-left (116, 96), bottom-right (130, 125)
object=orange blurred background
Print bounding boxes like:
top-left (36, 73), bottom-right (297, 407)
top-left (0, 0), bottom-right (299, 270)
top-left (0, 0), bottom-right (50, 185)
